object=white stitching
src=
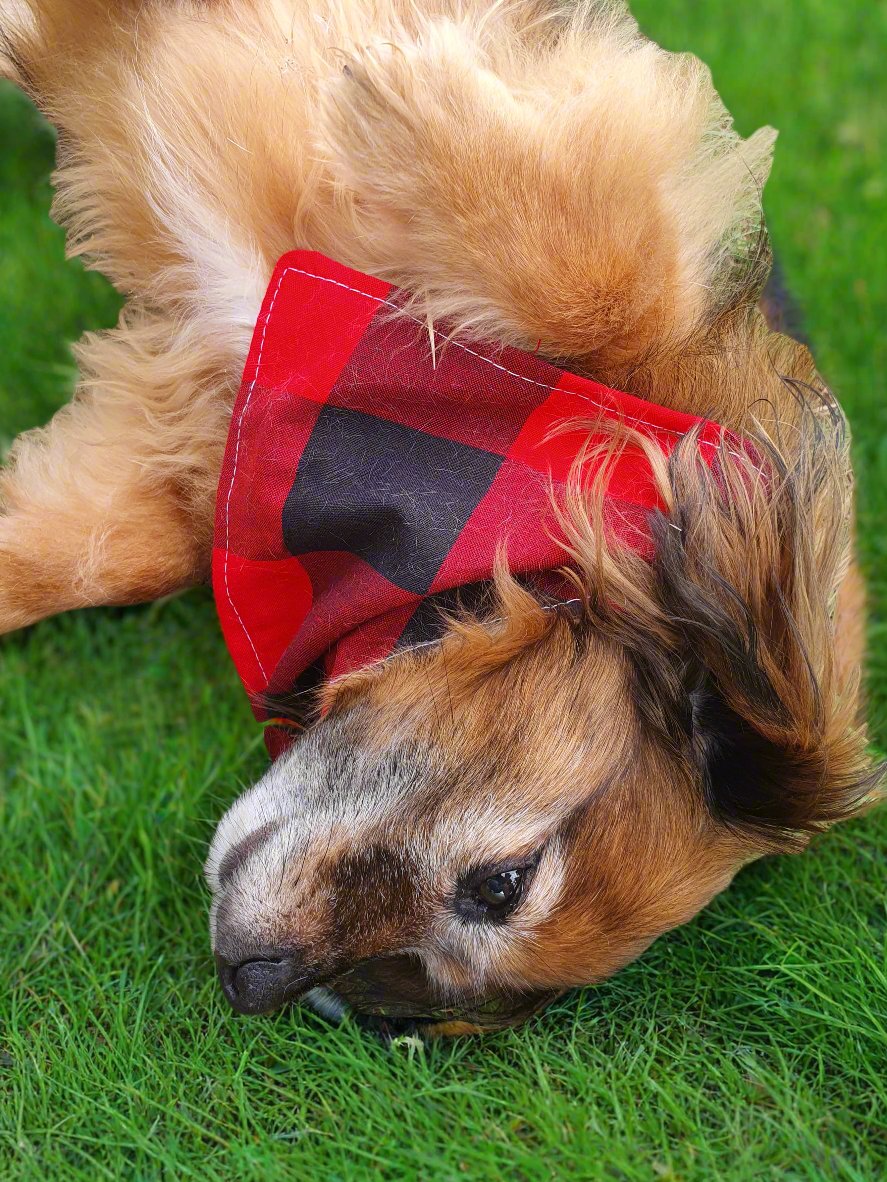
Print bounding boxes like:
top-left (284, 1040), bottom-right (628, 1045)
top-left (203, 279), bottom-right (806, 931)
top-left (276, 264), bottom-right (726, 451)
top-left (221, 273), bottom-right (293, 680)
top-left (224, 261), bottom-right (733, 679)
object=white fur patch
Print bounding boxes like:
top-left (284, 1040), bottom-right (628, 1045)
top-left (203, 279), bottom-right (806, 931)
top-left (133, 86), bottom-right (267, 360)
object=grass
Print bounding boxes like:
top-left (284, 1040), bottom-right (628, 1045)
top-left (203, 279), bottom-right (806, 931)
top-left (0, 2), bottom-right (885, 1178)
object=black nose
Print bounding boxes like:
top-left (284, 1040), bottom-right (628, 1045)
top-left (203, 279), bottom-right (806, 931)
top-left (216, 954), bottom-right (306, 1015)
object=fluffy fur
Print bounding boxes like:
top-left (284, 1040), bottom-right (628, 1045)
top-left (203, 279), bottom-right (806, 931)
top-left (1, 0), bottom-right (880, 1033)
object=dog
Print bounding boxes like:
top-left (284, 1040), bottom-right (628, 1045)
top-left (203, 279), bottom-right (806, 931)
top-left (0, 0), bottom-right (880, 1037)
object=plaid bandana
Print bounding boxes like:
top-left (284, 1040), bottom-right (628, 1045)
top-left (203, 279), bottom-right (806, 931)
top-left (213, 251), bottom-right (726, 753)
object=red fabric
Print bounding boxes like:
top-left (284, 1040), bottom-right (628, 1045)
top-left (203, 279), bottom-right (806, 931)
top-left (213, 251), bottom-right (728, 750)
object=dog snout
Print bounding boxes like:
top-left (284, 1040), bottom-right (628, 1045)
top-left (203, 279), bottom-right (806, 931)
top-left (215, 951), bottom-right (313, 1015)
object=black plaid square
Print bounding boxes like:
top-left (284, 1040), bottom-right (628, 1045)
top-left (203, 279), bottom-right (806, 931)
top-left (281, 405), bottom-right (504, 595)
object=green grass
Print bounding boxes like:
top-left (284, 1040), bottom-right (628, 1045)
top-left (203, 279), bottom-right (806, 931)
top-left (1, 2), bottom-right (885, 1178)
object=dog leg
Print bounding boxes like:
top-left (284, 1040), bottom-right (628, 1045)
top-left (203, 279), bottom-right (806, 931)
top-left (0, 312), bottom-right (231, 632)
top-left (320, 13), bottom-right (775, 373)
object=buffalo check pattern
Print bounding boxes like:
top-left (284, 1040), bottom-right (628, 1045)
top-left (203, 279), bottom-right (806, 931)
top-left (213, 251), bottom-right (727, 754)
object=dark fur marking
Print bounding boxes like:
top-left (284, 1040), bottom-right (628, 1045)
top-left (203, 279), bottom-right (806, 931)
top-left (217, 819), bottom-right (281, 888)
top-left (327, 844), bottom-right (420, 950)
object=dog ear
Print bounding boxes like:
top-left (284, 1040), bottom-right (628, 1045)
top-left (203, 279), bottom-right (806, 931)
top-left (685, 674), bottom-right (867, 847)
top-left (648, 413), bottom-right (881, 850)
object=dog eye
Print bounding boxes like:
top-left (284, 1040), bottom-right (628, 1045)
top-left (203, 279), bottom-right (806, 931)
top-left (456, 864), bottom-right (530, 923)
top-left (477, 869), bottom-right (523, 910)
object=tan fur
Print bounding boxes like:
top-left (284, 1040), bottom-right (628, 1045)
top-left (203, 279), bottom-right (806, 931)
top-left (329, 607), bottom-right (747, 991)
top-left (0, 0), bottom-right (879, 1028)
top-left (0, 0), bottom-right (779, 629)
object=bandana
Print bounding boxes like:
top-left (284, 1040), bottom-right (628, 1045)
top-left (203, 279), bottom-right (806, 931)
top-left (213, 251), bottom-right (726, 754)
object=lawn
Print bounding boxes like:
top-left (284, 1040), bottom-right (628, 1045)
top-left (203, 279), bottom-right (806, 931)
top-left (1, 2), bottom-right (885, 1179)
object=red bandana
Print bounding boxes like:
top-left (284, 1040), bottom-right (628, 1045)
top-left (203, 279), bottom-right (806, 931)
top-left (213, 251), bottom-right (726, 753)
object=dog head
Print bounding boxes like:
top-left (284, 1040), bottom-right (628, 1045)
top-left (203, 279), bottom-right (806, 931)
top-left (206, 409), bottom-right (878, 1032)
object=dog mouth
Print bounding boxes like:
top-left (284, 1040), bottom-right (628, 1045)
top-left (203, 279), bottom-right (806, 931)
top-left (214, 947), bottom-right (559, 1034)
top-left (323, 957), bottom-right (563, 1037)
top-left (303, 983), bottom-right (559, 1040)
top-left (225, 952), bottom-right (560, 1036)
